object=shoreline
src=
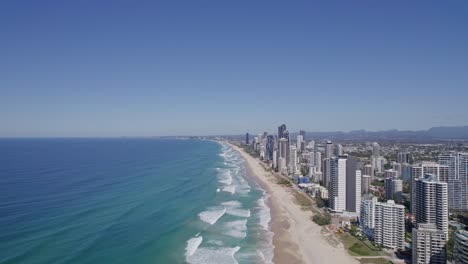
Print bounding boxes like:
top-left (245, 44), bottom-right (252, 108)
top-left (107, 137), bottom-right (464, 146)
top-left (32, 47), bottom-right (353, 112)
top-left (227, 142), bottom-right (359, 264)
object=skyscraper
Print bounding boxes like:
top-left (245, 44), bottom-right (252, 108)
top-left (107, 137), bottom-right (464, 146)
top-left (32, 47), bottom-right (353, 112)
top-left (397, 152), bottom-right (410, 164)
top-left (439, 152), bottom-right (468, 211)
top-left (412, 223), bottom-right (447, 264)
top-left (411, 163), bottom-right (449, 213)
top-left (266, 135), bottom-right (274, 161)
top-left (315, 151), bottom-right (322, 173)
top-left (454, 229), bottom-right (468, 264)
top-left (374, 200), bottom-right (405, 250)
top-left (289, 145), bottom-right (298, 174)
top-left (363, 164), bottom-right (374, 182)
top-left (360, 195), bottom-right (377, 238)
top-left (278, 124), bottom-right (286, 139)
top-left (283, 130), bottom-right (290, 165)
top-left (329, 156), bottom-right (347, 213)
top-left (361, 175), bottom-right (371, 195)
top-left (322, 158), bottom-right (331, 188)
top-left (414, 174), bottom-right (449, 238)
top-left (346, 156), bottom-right (361, 214)
top-left (385, 177), bottom-right (403, 203)
top-left (325, 141), bottom-right (334, 159)
top-left (278, 138), bottom-right (288, 172)
top-left (337, 144), bottom-right (343, 156)
top-left (296, 134), bottom-right (304, 152)
top-left (245, 132), bottom-right (249, 145)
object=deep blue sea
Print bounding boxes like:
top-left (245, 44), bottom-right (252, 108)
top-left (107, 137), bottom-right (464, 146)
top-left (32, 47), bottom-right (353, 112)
top-left (0, 139), bottom-right (273, 264)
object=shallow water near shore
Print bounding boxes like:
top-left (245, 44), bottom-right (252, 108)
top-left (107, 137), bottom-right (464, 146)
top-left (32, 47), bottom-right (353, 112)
top-left (0, 139), bottom-right (273, 264)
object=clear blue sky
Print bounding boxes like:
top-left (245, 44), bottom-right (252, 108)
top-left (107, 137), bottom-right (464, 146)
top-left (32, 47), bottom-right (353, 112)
top-left (1, 0), bottom-right (467, 136)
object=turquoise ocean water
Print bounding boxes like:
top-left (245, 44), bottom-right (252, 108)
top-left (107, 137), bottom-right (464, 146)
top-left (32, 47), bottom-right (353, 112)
top-left (0, 139), bottom-right (273, 264)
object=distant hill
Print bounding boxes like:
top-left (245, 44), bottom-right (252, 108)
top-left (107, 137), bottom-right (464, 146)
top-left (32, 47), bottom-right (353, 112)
top-left (427, 126), bottom-right (468, 139)
top-left (298, 126), bottom-right (468, 141)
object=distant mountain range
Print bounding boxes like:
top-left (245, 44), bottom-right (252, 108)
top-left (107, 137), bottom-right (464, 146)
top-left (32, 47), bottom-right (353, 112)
top-left (298, 126), bottom-right (468, 141)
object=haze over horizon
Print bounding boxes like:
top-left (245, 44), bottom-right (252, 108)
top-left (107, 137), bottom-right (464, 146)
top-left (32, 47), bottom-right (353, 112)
top-left (2, 1), bottom-right (468, 137)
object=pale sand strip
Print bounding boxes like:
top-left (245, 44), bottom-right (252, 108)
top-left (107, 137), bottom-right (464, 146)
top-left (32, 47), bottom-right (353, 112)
top-left (228, 142), bottom-right (359, 264)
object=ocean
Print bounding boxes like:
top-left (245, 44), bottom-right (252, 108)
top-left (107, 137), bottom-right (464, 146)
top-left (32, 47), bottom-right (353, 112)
top-left (0, 138), bottom-right (273, 264)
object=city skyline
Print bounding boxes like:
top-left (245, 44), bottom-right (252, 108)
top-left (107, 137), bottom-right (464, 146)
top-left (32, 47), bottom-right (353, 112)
top-left (2, 1), bottom-right (468, 137)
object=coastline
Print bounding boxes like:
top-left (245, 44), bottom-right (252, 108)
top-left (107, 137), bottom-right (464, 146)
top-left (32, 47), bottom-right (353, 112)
top-left (227, 142), bottom-right (359, 264)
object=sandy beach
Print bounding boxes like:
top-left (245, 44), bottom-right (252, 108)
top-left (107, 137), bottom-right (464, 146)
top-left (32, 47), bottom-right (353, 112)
top-left (227, 142), bottom-right (359, 264)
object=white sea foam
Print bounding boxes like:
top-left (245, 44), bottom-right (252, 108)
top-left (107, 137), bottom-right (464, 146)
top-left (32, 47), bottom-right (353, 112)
top-left (224, 220), bottom-right (247, 239)
top-left (216, 188), bottom-right (220, 192)
top-left (207, 240), bottom-right (224, 246)
top-left (199, 206), bottom-right (226, 225)
top-left (218, 170), bottom-right (233, 185)
top-left (186, 236), bottom-right (203, 257)
top-left (187, 246), bottom-right (240, 264)
top-left (257, 197), bottom-right (271, 230)
top-left (222, 200), bottom-right (251, 218)
top-left (256, 194), bottom-right (274, 264)
top-left (221, 185), bottom-right (236, 194)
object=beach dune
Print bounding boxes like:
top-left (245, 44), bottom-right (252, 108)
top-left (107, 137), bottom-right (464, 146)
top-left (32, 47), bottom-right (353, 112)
top-left (228, 143), bottom-right (359, 264)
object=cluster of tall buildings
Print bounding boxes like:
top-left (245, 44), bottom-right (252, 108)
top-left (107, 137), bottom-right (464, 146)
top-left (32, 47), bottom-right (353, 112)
top-left (246, 124), bottom-right (468, 263)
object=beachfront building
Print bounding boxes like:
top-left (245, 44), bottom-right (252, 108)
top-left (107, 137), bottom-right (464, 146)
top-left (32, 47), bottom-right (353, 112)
top-left (360, 195), bottom-right (377, 238)
top-left (411, 162), bottom-right (449, 213)
top-left (329, 156), bottom-right (347, 213)
top-left (289, 145), bottom-right (298, 175)
top-left (346, 156), bottom-right (361, 214)
top-left (266, 135), bottom-right (274, 161)
top-left (412, 223), bottom-right (447, 264)
top-left (439, 152), bottom-right (468, 211)
top-left (454, 230), bottom-right (468, 264)
top-left (374, 200), bottom-right (405, 250)
top-left (322, 158), bottom-right (331, 188)
top-left (414, 174), bottom-right (449, 238)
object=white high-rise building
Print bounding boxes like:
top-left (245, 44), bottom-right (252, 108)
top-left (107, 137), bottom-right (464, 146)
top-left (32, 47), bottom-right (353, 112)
top-left (411, 162), bottom-right (449, 213)
top-left (272, 150), bottom-right (277, 169)
top-left (439, 152), bottom-right (468, 211)
top-left (376, 157), bottom-right (385, 173)
top-left (361, 175), bottom-right (371, 195)
top-left (289, 145), bottom-right (298, 174)
top-left (454, 229), bottom-right (468, 264)
top-left (325, 141), bottom-right (333, 159)
top-left (296, 135), bottom-right (304, 153)
top-left (414, 174), bottom-right (449, 239)
top-left (329, 156), bottom-right (347, 212)
top-left (315, 152), bottom-right (322, 172)
top-left (360, 195), bottom-right (377, 238)
top-left (337, 144), bottom-right (343, 156)
top-left (412, 223), bottom-right (447, 264)
top-left (363, 164), bottom-right (374, 182)
top-left (374, 200), bottom-right (405, 250)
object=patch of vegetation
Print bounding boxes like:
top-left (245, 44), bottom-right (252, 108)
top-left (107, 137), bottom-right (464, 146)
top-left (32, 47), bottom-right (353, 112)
top-left (294, 192), bottom-right (312, 207)
top-left (359, 258), bottom-right (391, 264)
top-left (447, 227), bottom-right (456, 261)
top-left (312, 212), bottom-right (331, 226)
top-left (339, 233), bottom-right (383, 257)
top-left (315, 196), bottom-right (326, 208)
top-left (277, 179), bottom-right (291, 186)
